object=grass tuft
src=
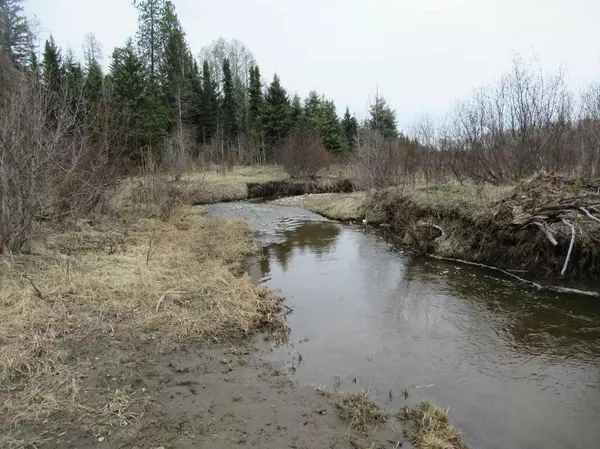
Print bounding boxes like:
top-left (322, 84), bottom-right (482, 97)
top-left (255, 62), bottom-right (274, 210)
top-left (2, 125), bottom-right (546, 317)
top-left (336, 390), bottom-right (389, 434)
top-left (399, 401), bottom-right (469, 449)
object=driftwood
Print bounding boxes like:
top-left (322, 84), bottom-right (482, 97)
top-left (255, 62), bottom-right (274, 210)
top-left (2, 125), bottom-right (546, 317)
top-left (580, 207), bottom-right (600, 223)
top-left (429, 254), bottom-right (600, 298)
top-left (561, 219), bottom-right (576, 277)
top-left (416, 221), bottom-right (445, 242)
top-left (530, 221), bottom-right (558, 246)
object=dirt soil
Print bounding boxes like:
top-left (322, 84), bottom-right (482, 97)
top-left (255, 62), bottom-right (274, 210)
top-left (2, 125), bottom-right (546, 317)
top-left (28, 338), bottom-right (404, 449)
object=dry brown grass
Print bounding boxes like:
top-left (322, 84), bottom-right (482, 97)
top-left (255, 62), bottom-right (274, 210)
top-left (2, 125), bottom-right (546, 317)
top-left (0, 204), bottom-right (284, 444)
top-left (336, 390), bottom-right (389, 434)
top-left (399, 402), bottom-right (469, 449)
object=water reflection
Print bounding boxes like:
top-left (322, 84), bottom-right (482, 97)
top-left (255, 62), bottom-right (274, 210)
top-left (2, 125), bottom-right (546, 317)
top-left (206, 202), bottom-right (600, 449)
top-left (267, 221), bottom-right (340, 271)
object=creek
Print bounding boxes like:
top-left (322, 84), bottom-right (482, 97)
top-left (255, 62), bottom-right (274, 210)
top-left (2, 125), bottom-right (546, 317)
top-left (205, 202), bottom-right (600, 449)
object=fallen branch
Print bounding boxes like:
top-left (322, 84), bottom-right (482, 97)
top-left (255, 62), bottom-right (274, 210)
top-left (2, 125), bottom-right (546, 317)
top-left (530, 221), bottom-right (558, 246)
top-left (429, 255), bottom-right (600, 298)
top-left (428, 255), bottom-right (542, 289)
top-left (561, 219), bottom-right (576, 277)
top-left (416, 221), bottom-right (445, 244)
top-left (580, 207), bottom-right (600, 223)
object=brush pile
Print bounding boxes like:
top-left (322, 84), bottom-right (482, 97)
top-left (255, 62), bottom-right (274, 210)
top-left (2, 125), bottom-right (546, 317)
top-left (497, 172), bottom-right (600, 277)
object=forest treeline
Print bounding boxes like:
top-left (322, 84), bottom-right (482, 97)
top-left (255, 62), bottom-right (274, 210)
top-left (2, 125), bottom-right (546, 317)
top-left (1, 0), bottom-right (600, 250)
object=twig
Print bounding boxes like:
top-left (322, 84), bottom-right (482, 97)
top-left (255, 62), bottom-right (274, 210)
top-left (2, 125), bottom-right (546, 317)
top-left (580, 207), bottom-right (600, 223)
top-left (155, 290), bottom-right (185, 312)
top-left (282, 304), bottom-right (294, 314)
top-left (531, 221), bottom-right (557, 246)
top-left (26, 276), bottom-right (45, 300)
top-left (560, 219), bottom-right (576, 277)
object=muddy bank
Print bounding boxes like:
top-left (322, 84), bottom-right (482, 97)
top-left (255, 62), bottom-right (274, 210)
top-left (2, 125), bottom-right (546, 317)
top-left (271, 174), bottom-right (600, 284)
top-left (247, 178), bottom-right (354, 200)
top-left (36, 337), bottom-right (408, 449)
top-left (188, 177), bottom-right (354, 205)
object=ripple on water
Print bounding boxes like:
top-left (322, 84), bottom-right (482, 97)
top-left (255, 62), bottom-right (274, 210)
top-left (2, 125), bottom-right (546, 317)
top-left (206, 202), bottom-right (600, 449)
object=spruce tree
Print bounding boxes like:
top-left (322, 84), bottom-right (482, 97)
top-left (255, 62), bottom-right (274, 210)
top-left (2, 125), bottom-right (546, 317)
top-left (303, 90), bottom-right (322, 132)
top-left (247, 65), bottom-right (263, 138)
top-left (133, 0), bottom-right (166, 77)
top-left (317, 99), bottom-right (344, 154)
top-left (110, 39), bottom-right (151, 158)
top-left (42, 36), bottom-right (63, 96)
top-left (367, 95), bottom-right (398, 139)
top-left (85, 58), bottom-right (104, 112)
top-left (289, 94), bottom-right (303, 131)
top-left (199, 60), bottom-right (218, 144)
top-left (63, 49), bottom-right (84, 97)
top-left (0, 0), bottom-right (32, 66)
top-left (160, 1), bottom-right (193, 134)
top-left (221, 57), bottom-right (238, 145)
top-left (341, 107), bottom-right (358, 151)
top-left (262, 74), bottom-right (290, 154)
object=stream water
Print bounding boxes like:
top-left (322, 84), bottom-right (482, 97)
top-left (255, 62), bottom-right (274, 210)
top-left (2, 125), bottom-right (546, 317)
top-left (205, 202), bottom-right (600, 449)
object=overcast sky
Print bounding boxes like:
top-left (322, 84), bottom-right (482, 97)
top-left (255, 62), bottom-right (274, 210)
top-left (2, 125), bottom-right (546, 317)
top-left (26, 0), bottom-right (600, 129)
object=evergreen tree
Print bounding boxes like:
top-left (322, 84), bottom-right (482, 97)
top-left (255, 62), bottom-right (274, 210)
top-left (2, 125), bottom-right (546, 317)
top-left (234, 74), bottom-right (248, 138)
top-left (42, 36), bottom-right (63, 96)
top-left (247, 65), bottom-right (263, 138)
top-left (262, 74), bottom-right (290, 153)
top-left (289, 94), bottom-right (303, 130)
top-left (84, 58), bottom-right (104, 113)
top-left (221, 57), bottom-right (238, 144)
top-left (303, 90), bottom-right (322, 131)
top-left (133, 0), bottom-right (166, 77)
top-left (317, 99), bottom-right (344, 154)
top-left (63, 49), bottom-right (84, 124)
top-left (29, 50), bottom-right (39, 76)
top-left (367, 95), bottom-right (398, 139)
top-left (341, 107), bottom-right (358, 151)
top-left (63, 49), bottom-right (84, 96)
top-left (0, 0), bottom-right (32, 66)
top-left (199, 60), bottom-right (218, 143)
top-left (160, 1), bottom-right (193, 133)
top-left (110, 39), bottom-right (154, 158)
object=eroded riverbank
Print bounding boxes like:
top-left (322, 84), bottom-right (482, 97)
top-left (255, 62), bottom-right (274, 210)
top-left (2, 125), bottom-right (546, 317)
top-left (271, 173), bottom-right (600, 286)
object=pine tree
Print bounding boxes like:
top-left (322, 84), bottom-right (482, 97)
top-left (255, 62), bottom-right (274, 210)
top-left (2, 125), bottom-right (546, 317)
top-left (42, 36), bottom-right (63, 96)
top-left (110, 39), bottom-right (154, 158)
top-left (303, 90), bottom-right (322, 131)
top-left (199, 60), bottom-right (218, 144)
top-left (85, 58), bottom-right (104, 114)
top-left (262, 74), bottom-right (290, 154)
top-left (160, 1), bottom-right (193, 137)
top-left (247, 65), bottom-right (263, 138)
top-left (0, 0), bottom-right (32, 66)
top-left (63, 49), bottom-right (83, 96)
top-left (132, 0), bottom-right (166, 77)
top-left (221, 57), bottom-right (238, 145)
top-left (317, 99), bottom-right (344, 154)
top-left (341, 107), bottom-right (358, 151)
top-left (289, 94), bottom-right (303, 131)
top-left (29, 50), bottom-right (39, 76)
top-left (367, 95), bottom-right (398, 139)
